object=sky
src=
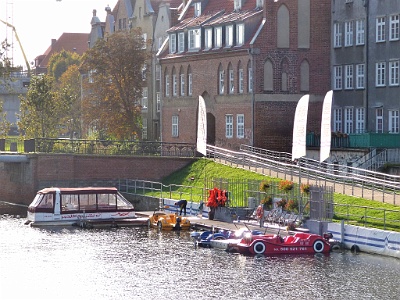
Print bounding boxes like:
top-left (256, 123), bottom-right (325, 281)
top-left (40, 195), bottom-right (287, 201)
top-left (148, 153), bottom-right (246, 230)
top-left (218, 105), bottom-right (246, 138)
top-left (0, 0), bottom-right (118, 70)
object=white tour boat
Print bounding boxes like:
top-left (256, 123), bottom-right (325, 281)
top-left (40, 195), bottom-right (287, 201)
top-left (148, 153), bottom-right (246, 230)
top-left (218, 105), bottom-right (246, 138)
top-left (25, 187), bottom-right (146, 227)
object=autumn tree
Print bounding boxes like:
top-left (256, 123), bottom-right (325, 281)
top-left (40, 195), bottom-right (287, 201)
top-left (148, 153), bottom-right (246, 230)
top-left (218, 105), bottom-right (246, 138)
top-left (18, 75), bottom-right (61, 138)
top-left (47, 50), bottom-right (81, 81)
top-left (80, 29), bottom-right (149, 140)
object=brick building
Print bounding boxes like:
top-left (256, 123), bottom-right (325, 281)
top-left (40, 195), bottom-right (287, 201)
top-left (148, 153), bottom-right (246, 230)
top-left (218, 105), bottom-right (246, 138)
top-left (157, 0), bottom-right (331, 152)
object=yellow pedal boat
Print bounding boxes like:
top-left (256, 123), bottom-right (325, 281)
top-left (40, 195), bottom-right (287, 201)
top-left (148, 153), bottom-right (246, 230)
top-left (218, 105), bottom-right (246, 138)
top-left (149, 209), bottom-right (191, 231)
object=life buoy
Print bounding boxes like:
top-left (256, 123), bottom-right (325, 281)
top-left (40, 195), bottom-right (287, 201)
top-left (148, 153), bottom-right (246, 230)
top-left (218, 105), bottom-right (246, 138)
top-left (253, 241), bottom-right (266, 254)
top-left (351, 244), bottom-right (360, 253)
top-left (256, 205), bottom-right (264, 219)
top-left (313, 240), bottom-right (325, 253)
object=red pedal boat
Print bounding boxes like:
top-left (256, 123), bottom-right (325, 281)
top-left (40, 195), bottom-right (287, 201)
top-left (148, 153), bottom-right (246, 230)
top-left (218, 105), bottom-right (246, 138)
top-left (234, 232), bottom-right (331, 255)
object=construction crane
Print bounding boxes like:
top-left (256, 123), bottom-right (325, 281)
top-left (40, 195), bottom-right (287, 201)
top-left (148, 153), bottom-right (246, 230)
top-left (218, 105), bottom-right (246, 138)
top-left (0, 18), bottom-right (31, 75)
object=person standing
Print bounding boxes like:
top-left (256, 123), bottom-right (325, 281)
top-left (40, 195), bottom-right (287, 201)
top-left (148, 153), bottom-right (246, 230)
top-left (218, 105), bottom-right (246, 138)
top-left (175, 200), bottom-right (187, 216)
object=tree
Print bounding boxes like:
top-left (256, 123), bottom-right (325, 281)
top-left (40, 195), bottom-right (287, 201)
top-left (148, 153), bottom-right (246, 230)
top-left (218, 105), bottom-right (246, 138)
top-left (47, 50), bottom-right (81, 82)
top-left (18, 75), bottom-right (61, 138)
top-left (80, 29), bottom-right (149, 140)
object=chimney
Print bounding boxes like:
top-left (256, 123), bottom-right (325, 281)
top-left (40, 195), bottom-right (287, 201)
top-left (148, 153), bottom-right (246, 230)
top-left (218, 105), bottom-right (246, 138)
top-left (51, 39), bottom-right (57, 46)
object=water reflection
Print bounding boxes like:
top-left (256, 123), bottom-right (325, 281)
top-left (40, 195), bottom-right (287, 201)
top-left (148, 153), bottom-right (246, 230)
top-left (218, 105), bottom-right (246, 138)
top-left (1, 204), bottom-right (400, 299)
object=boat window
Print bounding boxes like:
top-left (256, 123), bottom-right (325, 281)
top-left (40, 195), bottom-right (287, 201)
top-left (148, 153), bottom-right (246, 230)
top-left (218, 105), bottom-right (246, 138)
top-left (37, 194), bottom-right (54, 209)
top-left (30, 194), bottom-right (43, 207)
top-left (61, 194), bottom-right (79, 211)
top-left (116, 193), bottom-right (134, 209)
top-left (98, 193), bottom-right (117, 210)
top-left (79, 194), bottom-right (97, 211)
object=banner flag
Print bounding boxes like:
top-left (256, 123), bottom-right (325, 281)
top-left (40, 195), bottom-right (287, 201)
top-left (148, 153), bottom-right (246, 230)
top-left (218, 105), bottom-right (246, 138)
top-left (320, 90), bottom-right (333, 162)
top-left (196, 96), bottom-right (207, 156)
top-left (292, 94), bottom-right (310, 161)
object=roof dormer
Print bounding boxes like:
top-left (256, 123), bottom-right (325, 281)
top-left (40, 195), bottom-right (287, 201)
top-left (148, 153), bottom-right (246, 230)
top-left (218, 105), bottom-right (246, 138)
top-left (234, 0), bottom-right (243, 11)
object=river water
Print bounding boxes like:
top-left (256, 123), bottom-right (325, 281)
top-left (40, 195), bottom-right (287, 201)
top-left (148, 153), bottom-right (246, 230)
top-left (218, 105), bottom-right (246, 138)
top-left (1, 204), bottom-right (400, 300)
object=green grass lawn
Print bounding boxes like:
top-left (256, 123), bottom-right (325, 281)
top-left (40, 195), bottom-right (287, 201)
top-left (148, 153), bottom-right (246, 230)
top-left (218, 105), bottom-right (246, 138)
top-left (162, 158), bottom-right (400, 231)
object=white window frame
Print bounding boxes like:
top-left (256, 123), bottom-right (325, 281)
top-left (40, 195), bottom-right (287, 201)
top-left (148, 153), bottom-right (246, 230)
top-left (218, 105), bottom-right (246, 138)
top-left (172, 73), bottom-right (177, 96)
top-left (225, 25), bottom-right (234, 47)
top-left (344, 107), bottom-right (353, 134)
top-left (389, 110), bottom-right (399, 133)
top-left (225, 114), bottom-right (233, 138)
top-left (356, 64), bottom-right (365, 89)
top-left (390, 15), bottom-right (399, 41)
top-left (236, 23), bottom-right (244, 46)
top-left (165, 74), bottom-right (170, 97)
top-left (172, 115), bottom-right (179, 137)
top-left (215, 27), bottom-right (222, 48)
top-left (376, 17), bottom-right (386, 42)
top-left (142, 33), bottom-right (147, 49)
top-left (238, 68), bottom-right (244, 93)
top-left (188, 28), bottom-right (201, 50)
top-left (188, 72), bottom-right (193, 96)
top-left (234, 0), bottom-right (242, 11)
top-left (355, 107), bottom-right (365, 133)
top-left (178, 32), bottom-right (185, 53)
top-left (376, 108), bottom-right (383, 133)
top-left (237, 114), bottom-right (244, 138)
top-left (376, 62), bottom-right (386, 87)
top-left (229, 69), bottom-right (234, 94)
top-left (334, 22), bottom-right (342, 48)
top-left (333, 66), bottom-right (342, 90)
top-left (345, 65), bottom-right (353, 89)
top-left (248, 66), bottom-right (253, 93)
top-left (156, 92), bottom-right (161, 112)
top-left (194, 2), bottom-right (201, 17)
top-left (256, 0), bottom-right (263, 8)
top-left (142, 118), bottom-right (148, 140)
top-left (180, 73), bottom-right (185, 96)
top-left (169, 33), bottom-right (176, 53)
top-left (141, 87), bottom-right (148, 110)
top-left (205, 28), bottom-right (213, 49)
top-left (333, 108), bottom-right (342, 133)
top-left (356, 19), bottom-right (365, 45)
top-left (345, 21), bottom-right (353, 47)
top-left (389, 60), bottom-right (399, 86)
top-left (219, 69), bottom-right (225, 95)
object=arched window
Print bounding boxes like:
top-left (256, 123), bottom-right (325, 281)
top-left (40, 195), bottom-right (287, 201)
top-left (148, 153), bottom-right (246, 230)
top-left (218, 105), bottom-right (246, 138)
top-left (228, 63), bottom-right (234, 94)
top-left (218, 64), bottom-right (225, 95)
top-left (172, 67), bottom-right (177, 96)
top-left (187, 65), bottom-right (193, 96)
top-left (263, 59), bottom-right (273, 91)
top-left (281, 58), bottom-right (289, 92)
top-left (238, 61), bottom-right (244, 94)
top-left (179, 66), bottom-right (185, 96)
top-left (300, 60), bottom-right (310, 92)
top-left (247, 61), bottom-right (253, 93)
top-left (164, 68), bottom-right (170, 97)
top-left (277, 5), bottom-right (290, 48)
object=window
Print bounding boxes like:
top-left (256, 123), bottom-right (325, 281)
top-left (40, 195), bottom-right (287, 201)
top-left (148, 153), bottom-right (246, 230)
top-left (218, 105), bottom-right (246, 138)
top-left (226, 25), bottom-right (234, 47)
top-left (334, 23), bottom-right (342, 47)
top-left (390, 15), bottom-right (399, 41)
top-left (356, 19), bottom-right (365, 45)
top-left (178, 32), bottom-right (185, 52)
top-left (345, 65), bottom-right (353, 89)
top-left (256, 0), bottom-right (263, 8)
top-left (225, 115), bottom-right (233, 138)
top-left (376, 108), bottom-right (383, 133)
top-left (248, 65), bottom-right (253, 93)
top-left (205, 28), bottom-right (213, 49)
top-left (344, 107), bottom-right (353, 134)
top-left (236, 24), bottom-right (244, 46)
top-left (156, 92), bottom-right (161, 112)
top-left (356, 64), bottom-right (365, 89)
top-left (188, 72), bottom-right (193, 96)
top-left (169, 33), bottom-right (176, 53)
top-left (345, 21), bottom-right (353, 47)
top-left (376, 17), bottom-right (386, 42)
top-left (172, 116), bottom-right (179, 137)
top-left (333, 108), bottom-right (342, 132)
top-left (356, 108), bottom-right (365, 133)
top-left (172, 72), bottom-right (177, 96)
top-left (389, 60), bottom-right (399, 86)
top-left (142, 87), bottom-right (148, 109)
top-left (142, 63), bottom-right (147, 81)
top-left (238, 67), bottom-right (244, 93)
top-left (188, 28), bottom-right (201, 50)
top-left (180, 72), bottom-right (185, 96)
top-left (219, 68), bottom-right (225, 95)
top-left (165, 74), bottom-right (170, 97)
top-left (142, 118), bottom-right (147, 140)
top-left (142, 33), bottom-right (147, 49)
top-left (333, 66), bottom-right (342, 90)
top-left (389, 110), bottom-right (399, 133)
top-left (215, 27), bottom-right (222, 48)
top-left (194, 2), bottom-right (201, 17)
top-left (376, 62), bottom-right (386, 87)
top-left (234, 0), bottom-right (242, 11)
top-left (229, 68), bottom-right (234, 94)
top-left (237, 114), bottom-right (244, 138)
top-left (155, 65), bottom-right (161, 81)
